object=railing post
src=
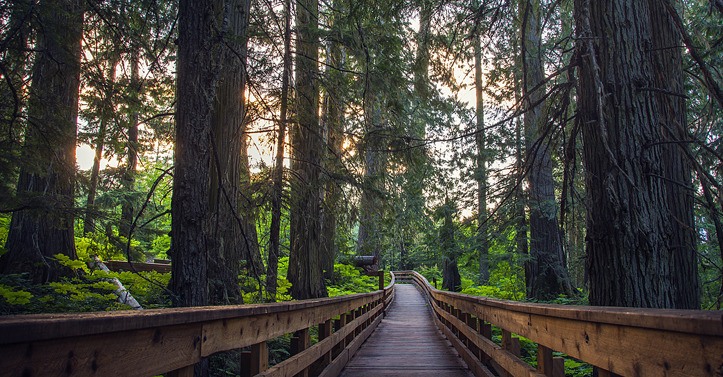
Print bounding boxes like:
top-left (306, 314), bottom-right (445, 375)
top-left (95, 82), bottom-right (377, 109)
top-left (319, 320), bottom-right (333, 366)
top-left (479, 320), bottom-right (492, 363)
top-left (291, 328), bottom-right (310, 377)
top-left (502, 330), bottom-right (521, 357)
top-left (335, 313), bottom-right (348, 355)
top-left (251, 342), bottom-right (269, 376)
top-left (346, 311), bottom-right (356, 343)
top-left (537, 344), bottom-right (564, 377)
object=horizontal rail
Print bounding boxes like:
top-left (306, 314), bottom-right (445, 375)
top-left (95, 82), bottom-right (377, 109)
top-left (0, 272), bottom-right (396, 377)
top-left (394, 270), bottom-right (723, 377)
top-left (104, 260), bottom-right (172, 273)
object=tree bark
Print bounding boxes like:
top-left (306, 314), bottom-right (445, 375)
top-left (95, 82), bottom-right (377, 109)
top-left (171, 0), bottom-right (221, 308)
top-left (648, 0), bottom-right (699, 309)
top-left (319, 31), bottom-right (345, 281)
top-left (266, 0), bottom-right (292, 301)
top-left (207, 0), bottom-right (253, 305)
top-left (356, 98), bottom-right (385, 269)
top-left (0, 0), bottom-right (84, 283)
top-left (575, 0), bottom-right (700, 308)
top-left (520, 0), bottom-right (574, 300)
top-left (287, 0), bottom-right (327, 299)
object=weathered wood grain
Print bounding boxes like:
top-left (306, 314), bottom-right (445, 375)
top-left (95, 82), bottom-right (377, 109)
top-left (397, 270), bottom-right (723, 377)
top-left (338, 284), bottom-right (475, 377)
top-left (0, 274), bottom-right (396, 377)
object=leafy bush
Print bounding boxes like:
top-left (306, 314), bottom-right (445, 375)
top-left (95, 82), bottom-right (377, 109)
top-left (327, 263), bottom-right (379, 297)
top-left (417, 265), bottom-right (442, 287)
top-left (0, 254), bottom-right (171, 314)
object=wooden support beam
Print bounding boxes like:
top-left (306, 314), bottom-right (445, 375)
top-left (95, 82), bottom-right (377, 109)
top-left (291, 328), bottom-right (310, 377)
top-left (502, 330), bottom-right (521, 357)
top-left (251, 342), bottom-right (269, 375)
top-left (537, 344), bottom-right (564, 377)
top-left (318, 320), bottom-right (333, 366)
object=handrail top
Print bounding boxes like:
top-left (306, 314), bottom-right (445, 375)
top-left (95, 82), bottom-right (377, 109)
top-left (0, 289), bottom-right (385, 345)
top-left (394, 270), bottom-right (723, 336)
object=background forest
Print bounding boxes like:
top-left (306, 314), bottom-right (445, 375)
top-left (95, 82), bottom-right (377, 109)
top-left (0, 0), bottom-right (721, 317)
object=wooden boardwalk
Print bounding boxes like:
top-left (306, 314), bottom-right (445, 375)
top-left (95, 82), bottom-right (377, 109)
top-left (339, 284), bottom-right (475, 377)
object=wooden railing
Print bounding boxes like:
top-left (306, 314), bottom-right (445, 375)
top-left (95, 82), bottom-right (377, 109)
top-left (0, 272), bottom-right (395, 377)
top-left (394, 271), bottom-right (723, 377)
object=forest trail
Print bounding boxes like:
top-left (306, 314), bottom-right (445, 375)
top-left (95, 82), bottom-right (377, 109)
top-left (339, 284), bottom-right (475, 377)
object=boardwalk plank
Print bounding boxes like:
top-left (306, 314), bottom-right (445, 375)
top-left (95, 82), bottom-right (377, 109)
top-left (338, 284), bottom-right (475, 377)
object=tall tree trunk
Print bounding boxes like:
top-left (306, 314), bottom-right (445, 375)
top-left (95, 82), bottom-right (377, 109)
top-left (288, 0), bottom-right (327, 299)
top-left (85, 58), bottom-right (119, 235)
top-left (0, 0), bottom-right (32, 194)
top-left (235, 0), bottom-right (264, 281)
top-left (512, 27), bottom-right (529, 289)
top-left (649, 0), bottom-right (699, 309)
top-left (119, 54), bottom-right (140, 240)
top-left (440, 199), bottom-right (461, 292)
top-left (520, 0), bottom-right (573, 300)
top-left (473, 14), bottom-right (490, 285)
top-left (266, 0), bottom-right (292, 301)
top-left (356, 98), bottom-right (385, 269)
top-left (319, 34), bottom-right (344, 281)
top-left (575, 0), bottom-right (700, 308)
top-left (207, 0), bottom-right (252, 305)
top-left (0, 0), bottom-right (84, 283)
top-left (171, 0), bottom-right (221, 308)
top-left (400, 0), bottom-right (432, 246)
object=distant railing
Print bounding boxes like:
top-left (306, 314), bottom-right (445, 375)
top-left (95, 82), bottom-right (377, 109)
top-left (0, 272), bottom-right (395, 377)
top-left (394, 270), bottom-right (723, 377)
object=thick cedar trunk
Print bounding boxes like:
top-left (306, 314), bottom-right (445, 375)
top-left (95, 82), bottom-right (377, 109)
top-left (288, 0), bottom-right (327, 299)
top-left (648, 0), bottom-right (699, 309)
top-left (473, 19), bottom-right (490, 285)
top-left (575, 0), bottom-right (699, 308)
top-left (120, 54), bottom-right (140, 240)
top-left (266, 0), bottom-right (292, 301)
top-left (207, 0), bottom-right (252, 305)
top-left (0, 0), bottom-right (83, 283)
top-left (171, 0), bottom-right (219, 308)
top-left (520, 0), bottom-right (573, 299)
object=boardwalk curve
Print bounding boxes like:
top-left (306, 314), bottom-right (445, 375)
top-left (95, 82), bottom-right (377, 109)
top-left (339, 284), bottom-right (474, 377)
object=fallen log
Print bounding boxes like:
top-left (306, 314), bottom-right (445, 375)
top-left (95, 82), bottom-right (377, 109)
top-left (89, 256), bottom-right (143, 310)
